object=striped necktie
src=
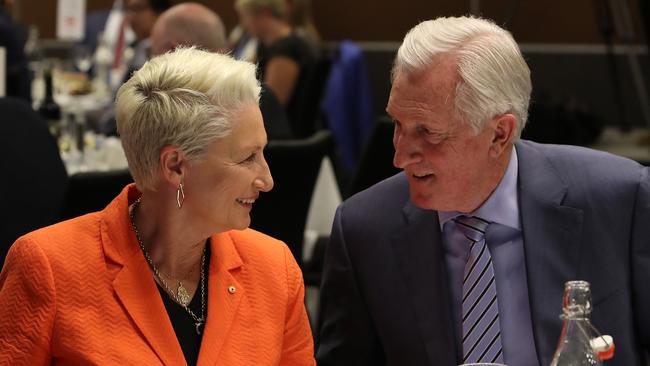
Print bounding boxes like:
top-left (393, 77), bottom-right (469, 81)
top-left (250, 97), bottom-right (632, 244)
top-left (453, 216), bottom-right (504, 364)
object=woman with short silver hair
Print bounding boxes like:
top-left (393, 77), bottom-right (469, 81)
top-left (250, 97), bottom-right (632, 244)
top-left (0, 47), bottom-right (316, 366)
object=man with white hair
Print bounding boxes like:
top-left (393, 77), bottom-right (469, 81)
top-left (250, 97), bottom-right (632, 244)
top-left (316, 16), bottom-right (650, 366)
top-left (150, 2), bottom-right (292, 140)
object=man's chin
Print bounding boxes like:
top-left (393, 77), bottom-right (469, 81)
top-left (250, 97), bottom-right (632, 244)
top-left (409, 191), bottom-right (439, 210)
top-left (409, 190), bottom-right (466, 212)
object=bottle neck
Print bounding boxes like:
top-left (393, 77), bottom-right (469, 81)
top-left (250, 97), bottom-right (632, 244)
top-left (561, 308), bottom-right (593, 335)
top-left (562, 308), bottom-right (591, 320)
top-left (562, 315), bottom-right (591, 332)
top-left (44, 71), bottom-right (54, 100)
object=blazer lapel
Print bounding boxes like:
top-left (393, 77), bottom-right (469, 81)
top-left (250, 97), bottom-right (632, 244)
top-left (197, 232), bottom-right (244, 365)
top-left (113, 252), bottom-right (187, 366)
top-left (101, 185), bottom-right (187, 366)
top-left (516, 141), bottom-right (584, 366)
top-left (390, 201), bottom-right (457, 365)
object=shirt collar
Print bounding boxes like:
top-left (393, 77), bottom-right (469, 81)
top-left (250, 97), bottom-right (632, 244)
top-left (438, 146), bottom-right (520, 230)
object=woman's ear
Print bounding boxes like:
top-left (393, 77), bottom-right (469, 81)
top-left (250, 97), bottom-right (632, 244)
top-left (489, 113), bottom-right (516, 158)
top-left (159, 145), bottom-right (186, 187)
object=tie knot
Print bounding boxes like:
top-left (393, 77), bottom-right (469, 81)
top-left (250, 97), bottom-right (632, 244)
top-left (453, 215), bottom-right (491, 243)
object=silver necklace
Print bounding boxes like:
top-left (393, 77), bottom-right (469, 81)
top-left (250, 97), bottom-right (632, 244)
top-left (129, 197), bottom-right (207, 335)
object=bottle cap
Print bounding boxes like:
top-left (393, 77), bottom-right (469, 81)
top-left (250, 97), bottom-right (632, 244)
top-left (590, 335), bottom-right (614, 361)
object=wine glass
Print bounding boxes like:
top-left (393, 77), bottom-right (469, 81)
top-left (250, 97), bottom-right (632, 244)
top-left (73, 45), bottom-right (92, 74)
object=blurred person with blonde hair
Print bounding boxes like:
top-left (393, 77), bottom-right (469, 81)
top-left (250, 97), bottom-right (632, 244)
top-left (235, 0), bottom-right (315, 137)
top-left (285, 0), bottom-right (320, 50)
top-left (0, 47), bottom-right (315, 366)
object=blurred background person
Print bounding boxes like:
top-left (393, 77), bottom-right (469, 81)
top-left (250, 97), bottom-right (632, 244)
top-left (151, 2), bottom-right (292, 140)
top-left (0, 0), bottom-right (30, 102)
top-left (0, 47), bottom-right (315, 365)
top-left (285, 0), bottom-right (319, 51)
top-left (123, 0), bottom-right (169, 76)
top-left (228, 20), bottom-right (258, 62)
top-left (229, 0), bottom-right (320, 60)
top-left (83, 0), bottom-right (136, 65)
top-left (234, 0), bottom-right (316, 137)
top-left (149, 2), bottom-right (226, 56)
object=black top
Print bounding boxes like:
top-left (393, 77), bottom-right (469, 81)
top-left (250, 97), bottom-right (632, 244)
top-left (157, 243), bottom-right (211, 366)
top-left (257, 34), bottom-right (316, 138)
top-left (260, 84), bottom-right (293, 140)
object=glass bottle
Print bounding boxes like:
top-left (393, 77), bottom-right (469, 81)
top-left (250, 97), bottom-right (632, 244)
top-left (92, 32), bottom-right (113, 99)
top-left (24, 26), bottom-right (44, 103)
top-left (550, 281), bottom-right (602, 366)
top-left (23, 25), bottom-right (42, 66)
top-left (37, 67), bottom-right (61, 136)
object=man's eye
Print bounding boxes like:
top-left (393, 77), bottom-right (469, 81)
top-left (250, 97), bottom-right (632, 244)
top-left (423, 129), bottom-right (447, 144)
top-left (416, 125), bottom-right (434, 135)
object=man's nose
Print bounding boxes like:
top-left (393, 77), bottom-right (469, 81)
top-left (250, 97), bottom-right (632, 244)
top-left (393, 131), bottom-right (421, 169)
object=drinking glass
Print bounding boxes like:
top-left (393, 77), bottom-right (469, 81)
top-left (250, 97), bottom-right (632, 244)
top-left (73, 45), bottom-right (92, 74)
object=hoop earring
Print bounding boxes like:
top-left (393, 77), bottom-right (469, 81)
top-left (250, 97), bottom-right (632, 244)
top-left (176, 183), bottom-right (185, 209)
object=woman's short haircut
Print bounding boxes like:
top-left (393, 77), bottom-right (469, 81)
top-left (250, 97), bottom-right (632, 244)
top-left (116, 47), bottom-right (261, 191)
top-left (235, 0), bottom-right (286, 19)
top-left (392, 16), bottom-right (532, 139)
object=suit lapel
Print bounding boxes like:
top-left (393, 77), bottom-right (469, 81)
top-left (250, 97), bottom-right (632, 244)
top-left (391, 201), bottom-right (457, 366)
top-left (516, 141), bottom-right (584, 366)
top-left (102, 185), bottom-right (186, 366)
top-left (197, 232), bottom-right (244, 365)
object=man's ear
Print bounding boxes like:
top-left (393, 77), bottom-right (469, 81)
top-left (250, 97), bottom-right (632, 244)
top-left (489, 113), bottom-right (517, 158)
top-left (159, 145), bottom-right (186, 187)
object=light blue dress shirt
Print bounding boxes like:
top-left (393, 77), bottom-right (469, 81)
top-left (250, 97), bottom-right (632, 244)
top-left (438, 147), bottom-right (540, 366)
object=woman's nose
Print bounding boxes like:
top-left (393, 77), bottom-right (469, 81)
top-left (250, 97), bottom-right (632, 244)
top-left (255, 158), bottom-right (274, 192)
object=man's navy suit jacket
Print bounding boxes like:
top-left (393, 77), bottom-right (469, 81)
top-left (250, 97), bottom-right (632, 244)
top-left (317, 140), bottom-right (650, 365)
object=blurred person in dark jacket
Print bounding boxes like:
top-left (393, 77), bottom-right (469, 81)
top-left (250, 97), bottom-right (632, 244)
top-left (0, 0), bottom-right (30, 102)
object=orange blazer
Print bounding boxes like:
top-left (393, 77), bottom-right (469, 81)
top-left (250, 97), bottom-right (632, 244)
top-left (0, 185), bottom-right (315, 365)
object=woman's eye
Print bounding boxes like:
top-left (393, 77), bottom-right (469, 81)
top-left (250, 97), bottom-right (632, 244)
top-left (242, 153), bottom-right (256, 163)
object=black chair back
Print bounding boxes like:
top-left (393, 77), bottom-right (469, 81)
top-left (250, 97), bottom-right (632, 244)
top-left (250, 130), bottom-right (333, 265)
top-left (0, 97), bottom-right (68, 267)
top-left (61, 169), bottom-right (133, 220)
